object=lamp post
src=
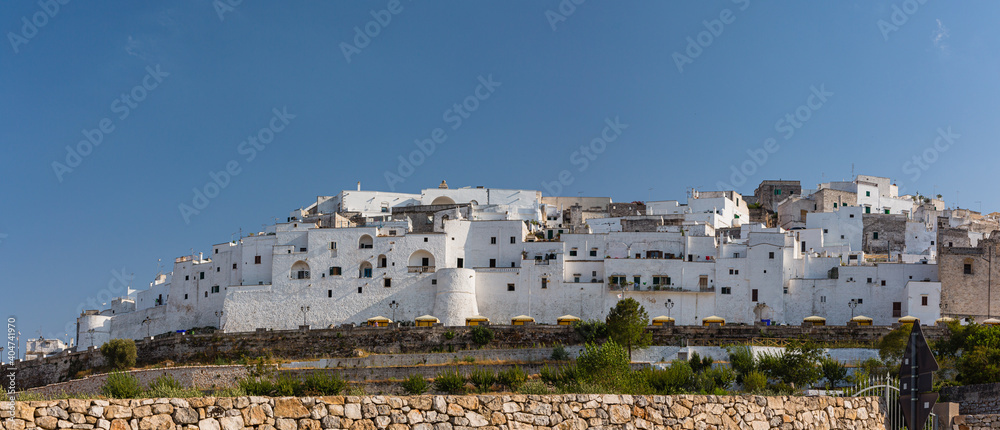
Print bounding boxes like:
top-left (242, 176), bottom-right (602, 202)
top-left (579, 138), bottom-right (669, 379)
top-left (215, 311), bottom-right (224, 331)
top-left (389, 300), bottom-right (399, 322)
top-left (665, 299), bottom-right (674, 321)
top-left (141, 317), bottom-right (152, 338)
top-left (300, 306), bottom-right (310, 326)
top-left (87, 328), bottom-right (95, 347)
top-left (848, 299), bottom-right (858, 319)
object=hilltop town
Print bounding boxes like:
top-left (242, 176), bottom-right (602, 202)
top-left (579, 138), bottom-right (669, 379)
top-left (27, 174), bottom-right (1000, 357)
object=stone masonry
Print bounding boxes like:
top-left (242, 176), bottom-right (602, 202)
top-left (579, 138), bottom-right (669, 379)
top-left (1, 394), bottom-right (885, 430)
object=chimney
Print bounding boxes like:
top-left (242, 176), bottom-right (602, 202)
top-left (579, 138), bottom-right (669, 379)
top-left (357, 181), bottom-right (361, 191)
top-left (439, 180), bottom-right (448, 189)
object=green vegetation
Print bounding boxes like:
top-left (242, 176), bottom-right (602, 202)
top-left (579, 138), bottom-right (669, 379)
top-left (238, 372), bottom-right (346, 396)
top-left (401, 374), bottom-right (430, 394)
top-left (935, 322), bottom-right (1000, 384)
top-left (572, 320), bottom-right (608, 343)
top-left (550, 343), bottom-right (570, 361)
top-left (101, 372), bottom-right (142, 399)
top-left (470, 326), bottom-right (494, 346)
top-left (100, 339), bottom-right (137, 371)
top-left (469, 367), bottom-right (497, 392)
top-left (605, 298), bottom-right (651, 360)
top-left (433, 369), bottom-right (467, 394)
top-left (497, 366), bottom-right (527, 391)
top-left (143, 374), bottom-right (201, 398)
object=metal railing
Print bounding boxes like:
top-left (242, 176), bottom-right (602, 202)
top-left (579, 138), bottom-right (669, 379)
top-left (407, 266), bottom-right (435, 273)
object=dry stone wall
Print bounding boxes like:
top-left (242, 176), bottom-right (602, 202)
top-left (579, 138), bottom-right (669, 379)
top-left (955, 414), bottom-right (1000, 429)
top-left (2, 394), bottom-right (884, 430)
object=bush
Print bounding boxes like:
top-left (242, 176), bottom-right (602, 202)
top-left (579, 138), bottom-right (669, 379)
top-left (577, 340), bottom-right (630, 381)
top-left (497, 366), bottom-right (527, 391)
top-left (518, 381), bottom-right (549, 395)
top-left (470, 326), bottom-right (494, 346)
top-left (688, 352), bottom-right (714, 374)
top-left (727, 345), bottom-right (756, 382)
top-left (469, 367), bottom-right (497, 392)
top-left (444, 331), bottom-right (456, 340)
top-left (572, 320), bottom-right (608, 343)
top-left (402, 374), bottom-right (429, 395)
top-left (698, 366), bottom-right (736, 393)
top-left (143, 374), bottom-right (200, 398)
top-left (742, 370), bottom-right (767, 393)
top-left (101, 372), bottom-right (142, 399)
top-left (100, 339), bottom-right (137, 370)
top-left (757, 341), bottom-right (824, 390)
top-left (434, 369), bottom-right (467, 394)
top-left (820, 357), bottom-right (847, 388)
top-left (551, 344), bottom-right (570, 361)
top-left (647, 361), bottom-right (693, 394)
top-left (301, 372), bottom-right (347, 395)
top-left (238, 376), bottom-right (276, 396)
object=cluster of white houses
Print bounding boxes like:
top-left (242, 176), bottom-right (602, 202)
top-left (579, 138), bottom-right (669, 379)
top-left (52, 175), bottom-right (1000, 352)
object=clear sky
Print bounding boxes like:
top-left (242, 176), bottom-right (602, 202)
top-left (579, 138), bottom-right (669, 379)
top-left (2, 1), bottom-right (998, 353)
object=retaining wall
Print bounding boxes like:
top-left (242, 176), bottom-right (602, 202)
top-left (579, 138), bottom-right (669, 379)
top-left (0, 394), bottom-right (885, 430)
top-left (941, 382), bottom-right (1000, 415)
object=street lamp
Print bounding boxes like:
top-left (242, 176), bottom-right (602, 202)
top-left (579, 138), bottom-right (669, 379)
top-left (848, 299), bottom-right (858, 319)
top-left (389, 300), bottom-right (399, 322)
top-left (300, 306), bottom-right (310, 326)
top-left (87, 328), bottom-right (96, 347)
top-left (215, 311), bottom-right (224, 331)
top-left (142, 317), bottom-right (152, 338)
top-left (665, 299), bottom-right (674, 321)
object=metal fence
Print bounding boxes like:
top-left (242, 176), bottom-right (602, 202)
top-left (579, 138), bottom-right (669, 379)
top-left (837, 372), bottom-right (936, 430)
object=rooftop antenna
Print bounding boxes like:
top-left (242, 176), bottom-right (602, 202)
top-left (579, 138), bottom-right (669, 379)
top-left (156, 258), bottom-right (162, 274)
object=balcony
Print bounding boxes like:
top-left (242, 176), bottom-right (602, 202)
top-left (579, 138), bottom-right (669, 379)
top-left (408, 266), bottom-right (436, 273)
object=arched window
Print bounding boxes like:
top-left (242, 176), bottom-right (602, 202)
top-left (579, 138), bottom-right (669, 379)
top-left (359, 261), bottom-right (373, 278)
top-left (408, 250), bottom-right (435, 273)
top-left (291, 261), bottom-right (310, 280)
top-left (431, 196), bottom-right (456, 205)
top-left (359, 234), bottom-right (373, 249)
top-left (377, 254), bottom-right (387, 268)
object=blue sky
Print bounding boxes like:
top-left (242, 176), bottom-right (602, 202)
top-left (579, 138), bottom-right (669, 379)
top-left (1, 1), bottom-right (998, 352)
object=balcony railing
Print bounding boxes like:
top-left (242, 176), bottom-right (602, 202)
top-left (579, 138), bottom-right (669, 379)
top-left (407, 266), bottom-right (436, 273)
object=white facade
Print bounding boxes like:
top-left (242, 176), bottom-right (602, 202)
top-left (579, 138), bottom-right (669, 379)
top-left (73, 179), bottom-right (961, 349)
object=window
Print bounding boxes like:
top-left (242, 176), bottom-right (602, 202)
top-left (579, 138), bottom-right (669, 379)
top-left (569, 249), bottom-right (577, 256)
top-left (431, 279), bottom-right (437, 285)
top-left (921, 295), bottom-right (928, 306)
top-left (211, 285), bottom-right (220, 293)
top-left (199, 272), bottom-right (205, 279)
top-left (768, 252), bottom-right (775, 259)
top-left (330, 242), bottom-right (337, 250)
top-left (866, 191), bottom-right (870, 197)
top-left (593, 271), bottom-right (597, 276)
top-left (931, 241), bottom-right (935, 245)
top-left (384, 278), bottom-right (392, 287)
top-left (590, 248), bottom-right (598, 257)
top-left (801, 242), bottom-right (806, 252)
top-left (881, 280), bottom-right (886, 286)
top-left (329, 267), bottom-right (341, 276)
top-left (491, 237), bottom-right (497, 244)
top-left (729, 269), bottom-right (734, 275)
top-left (721, 287), bottom-right (731, 294)
top-left (752, 289), bottom-right (758, 302)
top-left (507, 283), bottom-right (515, 291)
top-left (872, 232), bottom-right (879, 240)
top-left (867, 278), bottom-right (873, 284)
top-left (964, 264), bottom-right (973, 275)
top-left (849, 213), bottom-right (855, 218)
top-left (185, 275), bottom-right (189, 281)
top-left (379, 256), bottom-right (387, 268)
top-left (388, 230), bottom-right (397, 236)
top-left (775, 189), bottom-right (781, 195)
top-left (885, 209), bottom-right (890, 214)
top-left (489, 259), bottom-right (497, 268)
top-left (634, 276), bottom-right (641, 285)
top-left (295, 270), bottom-right (310, 280)
top-left (783, 287), bottom-right (788, 294)
top-left (841, 235), bottom-right (845, 239)
top-left (820, 296), bottom-right (826, 303)
top-left (184, 294), bottom-right (188, 300)
top-left (328, 290), bottom-right (332, 298)
top-left (510, 237), bottom-right (516, 244)
top-left (217, 267), bottom-right (220, 272)
top-left (733, 252), bottom-right (739, 258)
top-left (892, 302), bottom-right (902, 317)
top-left (299, 247), bottom-right (307, 252)
top-left (833, 203), bottom-right (838, 208)
top-left (699, 276), bottom-right (708, 288)
top-left (255, 255), bottom-right (262, 264)
top-left (457, 258), bottom-right (464, 268)
top-left (541, 278), bottom-right (548, 289)
top-left (823, 229), bottom-right (828, 234)
top-left (734, 269), bottom-right (739, 275)
top-left (215, 249), bottom-right (218, 254)
top-left (358, 287), bottom-right (363, 294)
top-left (865, 207), bottom-right (871, 214)
top-left (857, 298), bottom-right (863, 304)
top-left (205, 292), bottom-right (208, 298)
top-left (423, 237), bottom-right (428, 242)
top-left (232, 263), bottom-right (237, 269)
top-left (574, 275), bottom-right (580, 283)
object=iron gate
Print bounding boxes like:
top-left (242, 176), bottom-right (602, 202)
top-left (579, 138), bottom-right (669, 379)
top-left (838, 373), bottom-right (936, 430)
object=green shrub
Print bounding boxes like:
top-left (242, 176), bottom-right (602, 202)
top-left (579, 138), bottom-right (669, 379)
top-left (100, 339), bottom-right (137, 371)
top-left (819, 357), bottom-right (847, 388)
top-left (697, 366), bottom-right (735, 393)
top-left (539, 364), bottom-right (560, 384)
top-left (742, 370), bottom-right (767, 393)
top-left (727, 345), bottom-right (756, 382)
top-left (434, 369), bottom-right (467, 394)
top-left (143, 374), bottom-right (201, 398)
top-left (469, 367), bottom-right (497, 392)
top-left (688, 352), bottom-right (714, 374)
top-left (647, 361), bottom-right (693, 394)
top-left (518, 381), bottom-right (549, 395)
top-left (238, 376), bottom-right (276, 396)
top-left (497, 366), bottom-right (527, 391)
top-left (577, 340), bottom-right (629, 381)
top-left (471, 326), bottom-right (494, 346)
top-left (551, 344), bottom-right (570, 361)
top-left (444, 331), bottom-right (456, 340)
top-left (401, 374), bottom-right (430, 395)
top-left (572, 320), bottom-right (608, 343)
top-left (301, 372), bottom-right (347, 395)
top-left (101, 372), bottom-right (142, 399)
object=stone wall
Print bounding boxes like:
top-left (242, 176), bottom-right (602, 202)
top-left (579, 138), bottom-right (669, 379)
top-left (14, 324), bottom-right (947, 391)
top-left (24, 366), bottom-right (248, 399)
top-left (861, 214), bottom-right (906, 255)
top-left (941, 382), bottom-right (1000, 415)
top-left (938, 237), bottom-right (1000, 320)
top-left (1, 394), bottom-right (885, 430)
top-left (955, 414), bottom-right (1000, 429)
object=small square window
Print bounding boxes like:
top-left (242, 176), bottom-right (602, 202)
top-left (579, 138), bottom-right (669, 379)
top-left (384, 278), bottom-right (392, 287)
top-left (185, 275), bottom-right (189, 281)
top-left (217, 267), bottom-right (220, 272)
top-left (570, 249), bottom-right (577, 256)
top-left (507, 283), bottom-right (515, 291)
top-left (200, 272), bottom-right (205, 279)
top-left (205, 292), bottom-right (208, 298)
top-left (881, 280), bottom-right (886, 286)
top-left (232, 263), bottom-right (237, 269)
top-left (358, 287), bottom-right (363, 294)
top-left (423, 237), bottom-right (428, 242)
top-left (491, 237), bottom-right (497, 244)
top-left (856, 298), bottom-right (863, 304)
top-left (214, 249), bottom-right (218, 254)
top-left (255, 255), bottom-right (262, 264)
top-left (590, 249), bottom-right (598, 257)
top-left (820, 296), bottom-right (826, 303)
top-left (211, 285), bottom-right (220, 293)
top-left (823, 229), bottom-right (828, 233)
top-left (922, 296), bottom-right (928, 306)
top-left (721, 287), bottom-right (731, 295)
top-left (184, 294), bottom-right (188, 300)
top-left (867, 278), bottom-right (873, 283)
top-left (328, 290), bottom-right (333, 298)
top-left (592, 271), bottom-right (597, 276)
top-left (510, 237), bottom-right (516, 244)
top-left (768, 252), bottom-right (775, 259)
top-left (431, 279), bottom-right (437, 285)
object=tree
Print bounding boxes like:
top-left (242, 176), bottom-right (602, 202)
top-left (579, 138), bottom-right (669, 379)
top-left (100, 338), bottom-right (137, 370)
top-left (605, 298), bottom-right (651, 360)
top-left (877, 324), bottom-right (912, 366)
